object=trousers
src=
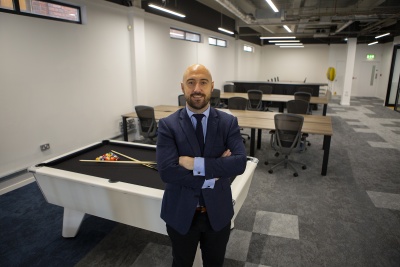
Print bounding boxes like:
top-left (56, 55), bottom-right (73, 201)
top-left (166, 211), bottom-right (231, 267)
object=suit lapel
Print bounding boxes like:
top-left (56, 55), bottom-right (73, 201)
top-left (179, 108), bottom-right (201, 155)
top-left (204, 108), bottom-right (219, 156)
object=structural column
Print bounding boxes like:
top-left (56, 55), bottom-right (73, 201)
top-left (128, 7), bottom-right (147, 105)
top-left (340, 38), bottom-right (357, 106)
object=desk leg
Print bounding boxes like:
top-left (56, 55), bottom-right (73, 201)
top-left (250, 128), bottom-right (255, 157)
top-left (279, 103), bottom-right (284, 113)
top-left (122, 117), bottom-right (128, 141)
top-left (321, 135), bottom-right (331, 176)
top-left (62, 208), bottom-right (85, 238)
top-left (257, 129), bottom-right (262, 149)
top-left (323, 104), bottom-right (327, 116)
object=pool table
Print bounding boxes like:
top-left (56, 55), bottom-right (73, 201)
top-left (28, 140), bottom-right (258, 264)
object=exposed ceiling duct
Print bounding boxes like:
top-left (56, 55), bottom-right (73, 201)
top-left (108, 0), bottom-right (400, 45)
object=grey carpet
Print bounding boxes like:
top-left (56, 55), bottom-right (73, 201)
top-left (1, 96), bottom-right (399, 267)
top-left (77, 96), bottom-right (400, 266)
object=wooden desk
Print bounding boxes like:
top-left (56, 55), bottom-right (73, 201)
top-left (220, 92), bottom-right (330, 116)
top-left (122, 105), bottom-right (333, 176)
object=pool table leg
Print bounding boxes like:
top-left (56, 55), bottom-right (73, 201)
top-left (62, 208), bottom-right (85, 238)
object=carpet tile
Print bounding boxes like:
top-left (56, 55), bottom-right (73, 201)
top-left (1, 96), bottom-right (400, 267)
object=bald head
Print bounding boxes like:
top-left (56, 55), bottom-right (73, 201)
top-left (181, 64), bottom-right (214, 113)
top-left (182, 64), bottom-right (213, 82)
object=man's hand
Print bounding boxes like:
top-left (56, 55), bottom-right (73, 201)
top-left (179, 156), bottom-right (194, 170)
top-left (221, 149), bottom-right (231, 158)
top-left (178, 149), bottom-right (232, 171)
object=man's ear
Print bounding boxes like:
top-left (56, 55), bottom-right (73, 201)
top-left (181, 83), bottom-right (185, 93)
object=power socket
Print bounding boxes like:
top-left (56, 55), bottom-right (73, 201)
top-left (40, 143), bottom-right (50, 151)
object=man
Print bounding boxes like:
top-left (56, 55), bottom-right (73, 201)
top-left (156, 64), bottom-right (247, 266)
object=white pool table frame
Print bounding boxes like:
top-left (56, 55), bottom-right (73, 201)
top-left (29, 140), bottom-right (258, 266)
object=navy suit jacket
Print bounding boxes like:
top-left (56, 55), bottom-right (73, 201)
top-left (156, 107), bottom-right (247, 235)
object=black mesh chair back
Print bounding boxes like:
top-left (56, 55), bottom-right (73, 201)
top-left (210, 89), bottom-right (221, 107)
top-left (178, 94), bottom-right (186, 106)
top-left (274, 114), bottom-right (303, 152)
top-left (247, 90), bottom-right (263, 110)
top-left (297, 87), bottom-right (314, 95)
top-left (294, 92), bottom-right (312, 114)
top-left (228, 97), bottom-right (247, 110)
top-left (265, 113), bottom-right (307, 177)
top-left (294, 92), bottom-right (311, 102)
top-left (134, 105), bottom-right (157, 143)
top-left (286, 99), bottom-right (309, 115)
top-left (223, 84), bottom-right (236, 92)
top-left (287, 99), bottom-right (311, 147)
top-left (259, 85), bottom-right (273, 94)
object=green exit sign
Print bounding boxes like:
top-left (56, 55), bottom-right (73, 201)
top-left (367, 54), bottom-right (375, 59)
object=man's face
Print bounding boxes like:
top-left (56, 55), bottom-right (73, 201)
top-left (181, 65), bottom-right (214, 112)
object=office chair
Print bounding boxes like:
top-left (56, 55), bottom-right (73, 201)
top-left (227, 97), bottom-right (250, 142)
top-left (210, 89), bottom-right (222, 108)
top-left (297, 87), bottom-right (314, 111)
top-left (286, 99), bottom-right (311, 149)
top-left (247, 90), bottom-right (264, 111)
top-left (178, 94), bottom-right (186, 106)
top-left (223, 83), bottom-right (236, 92)
top-left (258, 85), bottom-right (274, 111)
top-left (264, 113), bottom-right (307, 177)
top-left (294, 91), bottom-right (312, 114)
top-left (134, 105), bottom-right (158, 144)
top-left (286, 99), bottom-right (309, 114)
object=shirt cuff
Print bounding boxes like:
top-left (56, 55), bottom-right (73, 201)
top-left (202, 178), bottom-right (216, 189)
top-left (193, 157), bottom-right (205, 176)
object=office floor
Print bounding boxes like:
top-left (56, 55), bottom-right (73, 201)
top-left (1, 96), bottom-right (400, 267)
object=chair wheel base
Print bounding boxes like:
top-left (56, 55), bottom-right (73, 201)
top-left (264, 161), bottom-right (269, 165)
top-left (302, 165), bottom-right (307, 170)
top-left (293, 173), bottom-right (298, 177)
top-left (268, 170), bottom-right (273, 174)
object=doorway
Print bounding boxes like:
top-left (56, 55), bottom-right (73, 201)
top-left (385, 44), bottom-right (400, 111)
top-left (358, 61), bottom-right (379, 96)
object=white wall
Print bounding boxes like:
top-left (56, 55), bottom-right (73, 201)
top-left (261, 45), bottom-right (330, 83)
top-left (0, 1), bottom-right (397, 177)
top-left (0, 1), bottom-right (133, 177)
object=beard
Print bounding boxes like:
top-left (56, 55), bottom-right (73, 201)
top-left (186, 93), bottom-right (211, 110)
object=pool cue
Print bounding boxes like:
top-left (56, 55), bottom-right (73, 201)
top-left (111, 150), bottom-right (157, 170)
top-left (79, 160), bottom-right (156, 164)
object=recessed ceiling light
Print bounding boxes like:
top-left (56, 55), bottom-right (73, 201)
top-left (283, 25), bottom-right (292, 33)
top-left (265, 0), bottom-right (279, 12)
top-left (260, 36), bottom-right (296, 39)
top-left (148, 3), bottom-right (186, 18)
top-left (268, 40), bottom-right (300, 43)
top-left (218, 27), bottom-right (234, 35)
top-left (375, 33), bottom-right (390, 39)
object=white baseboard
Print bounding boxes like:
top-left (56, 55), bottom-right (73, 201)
top-left (0, 176), bottom-right (35, 196)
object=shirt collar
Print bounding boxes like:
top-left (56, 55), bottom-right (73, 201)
top-left (186, 105), bottom-right (210, 119)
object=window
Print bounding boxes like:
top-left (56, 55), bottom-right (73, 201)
top-left (170, 28), bottom-right (200, 43)
top-left (0, 0), bottom-right (81, 24)
top-left (208, 37), bottom-right (227, 47)
top-left (244, 44), bottom-right (254, 53)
